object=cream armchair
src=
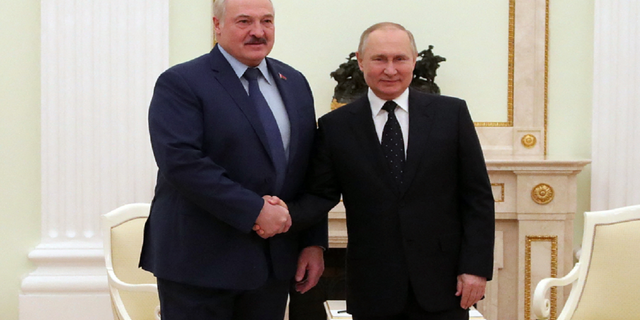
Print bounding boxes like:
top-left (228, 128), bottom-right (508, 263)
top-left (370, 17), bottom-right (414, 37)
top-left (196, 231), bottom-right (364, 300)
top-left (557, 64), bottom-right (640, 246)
top-left (532, 204), bottom-right (640, 319)
top-left (103, 203), bottom-right (160, 320)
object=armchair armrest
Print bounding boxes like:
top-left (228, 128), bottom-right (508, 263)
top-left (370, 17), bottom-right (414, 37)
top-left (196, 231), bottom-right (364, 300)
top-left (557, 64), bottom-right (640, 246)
top-left (107, 269), bottom-right (159, 293)
top-left (532, 263), bottom-right (580, 319)
top-left (107, 269), bottom-right (161, 320)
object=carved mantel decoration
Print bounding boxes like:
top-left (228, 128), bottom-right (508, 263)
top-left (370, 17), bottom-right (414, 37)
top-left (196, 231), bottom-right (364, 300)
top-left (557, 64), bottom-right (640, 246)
top-left (532, 183), bottom-right (555, 205)
top-left (522, 134), bottom-right (537, 148)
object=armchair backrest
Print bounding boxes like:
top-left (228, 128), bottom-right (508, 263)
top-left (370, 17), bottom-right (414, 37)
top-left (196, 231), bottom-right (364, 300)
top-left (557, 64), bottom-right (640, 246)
top-left (561, 204), bottom-right (640, 319)
top-left (103, 203), bottom-right (160, 320)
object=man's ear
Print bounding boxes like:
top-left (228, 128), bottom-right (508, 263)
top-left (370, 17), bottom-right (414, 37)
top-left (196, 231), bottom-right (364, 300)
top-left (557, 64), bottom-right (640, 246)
top-left (356, 52), bottom-right (364, 71)
top-left (213, 17), bottom-right (221, 34)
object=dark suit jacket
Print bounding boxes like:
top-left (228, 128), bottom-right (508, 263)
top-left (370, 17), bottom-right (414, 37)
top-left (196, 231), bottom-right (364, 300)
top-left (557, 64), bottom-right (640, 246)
top-left (290, 90), bottom-right (495, 316)
top-left (139, 45), bottom-right (327, 291)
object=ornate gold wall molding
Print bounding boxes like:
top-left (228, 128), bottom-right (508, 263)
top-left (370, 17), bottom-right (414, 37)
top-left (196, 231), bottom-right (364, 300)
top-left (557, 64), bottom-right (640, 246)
top-left (491, 183), bottom-right (505, 202)
top-left (474, 0), bottom-right (515, 128)
top-left (474, 0), bottom-right (549, 157)
top-left (525, 235), bottom-right (558, 320)
top-left (532, 183), bottom-right (554, 205)
top-left (521, 134), bottom-right (537, 148)
top-left (544, 0), bottom-right (550, 155)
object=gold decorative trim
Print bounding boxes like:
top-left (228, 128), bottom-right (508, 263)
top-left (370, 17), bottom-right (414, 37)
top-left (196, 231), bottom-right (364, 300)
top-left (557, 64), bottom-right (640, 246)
top-left (543, 0), bottom-right (549, 156)
top-left (477, 0), bottom-right (549, 156)
top-left (473, 121), bottom-right (513, 127)
top-left (544, 0), bottom-right (549, 155)
top-left (491, 183), bottom-right (505, 202)
top-left (525, 236), bottom-right (558, 320)
top-left (331, 98), bottom-right (346, 110)
top-left (531, 183), bottom-right (554, 205)
top-left (474, 0), bottom-right (515, 128)
top-left (521, 134), bottom-right (537, 148)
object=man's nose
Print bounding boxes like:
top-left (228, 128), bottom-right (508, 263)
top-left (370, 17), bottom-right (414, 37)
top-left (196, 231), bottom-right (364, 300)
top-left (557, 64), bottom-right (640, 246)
top-left (384, 62), bottom-right (398, 75)
top-left (249, 23), bottom-right (266, 37)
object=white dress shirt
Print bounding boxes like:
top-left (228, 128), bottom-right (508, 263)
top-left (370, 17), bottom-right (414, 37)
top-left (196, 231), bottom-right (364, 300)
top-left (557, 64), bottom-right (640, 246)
top-left (368, 88), bottom-right (410, 158)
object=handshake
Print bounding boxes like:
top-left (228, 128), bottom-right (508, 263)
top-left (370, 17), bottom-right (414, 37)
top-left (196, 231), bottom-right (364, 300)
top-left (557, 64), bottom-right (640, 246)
top-left (253, 195), bottom-right (290, 239)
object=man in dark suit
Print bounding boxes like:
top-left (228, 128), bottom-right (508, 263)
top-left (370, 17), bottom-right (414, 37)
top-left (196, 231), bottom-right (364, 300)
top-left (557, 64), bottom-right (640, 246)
top-left (286, 22), bottom-right (495, 320)
top-left (139, 0), bottom-right (325, 319)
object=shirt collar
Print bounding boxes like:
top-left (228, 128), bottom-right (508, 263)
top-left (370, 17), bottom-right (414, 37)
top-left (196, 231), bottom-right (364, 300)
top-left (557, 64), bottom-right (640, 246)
top-left (218, 45), bottom-right (273, 85)
top-left (368, 88), bottom-right (410, 117)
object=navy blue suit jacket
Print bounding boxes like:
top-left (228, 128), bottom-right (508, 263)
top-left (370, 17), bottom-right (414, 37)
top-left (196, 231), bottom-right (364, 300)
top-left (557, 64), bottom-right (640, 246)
top-left (140, 45), bottom-right (326, 290)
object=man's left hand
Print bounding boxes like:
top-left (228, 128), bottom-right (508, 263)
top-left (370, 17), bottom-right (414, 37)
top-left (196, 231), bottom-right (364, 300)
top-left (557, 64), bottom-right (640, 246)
top-left (455, 273), bottom-right (487, 309)
top-left (294, 246), bottom-right (324, 294)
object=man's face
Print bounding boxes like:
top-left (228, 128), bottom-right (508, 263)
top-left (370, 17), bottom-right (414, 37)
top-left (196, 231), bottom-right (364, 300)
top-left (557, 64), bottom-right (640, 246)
top-left (357, 28), bottom-right (417, 100)
top-left (214, 0), bottom-right (275, 67)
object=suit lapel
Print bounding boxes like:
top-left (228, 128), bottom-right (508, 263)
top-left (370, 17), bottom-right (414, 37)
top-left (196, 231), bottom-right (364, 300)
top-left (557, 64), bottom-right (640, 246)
top-left (267, 60), bottom-right (299, 166)
top-left (402, 90), bottom-right (437, 194)
top-left (348, 97), bottom-right (401, 196)
top-left (209, 45), bottom-right (274, 164)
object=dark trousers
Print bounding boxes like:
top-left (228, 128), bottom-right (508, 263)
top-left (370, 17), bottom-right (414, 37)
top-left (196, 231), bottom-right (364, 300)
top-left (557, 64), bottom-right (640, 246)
top-left (352, 285), bottom-right (469, 320)
top-left (156, 277), bottom-right (290, 320)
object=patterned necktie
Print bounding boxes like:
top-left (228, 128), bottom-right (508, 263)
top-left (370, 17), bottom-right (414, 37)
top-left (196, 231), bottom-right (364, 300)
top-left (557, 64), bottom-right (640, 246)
top-left (381, 100), bottom-right (405, 187)
top-left (244, 67), bottom-right (286, 193)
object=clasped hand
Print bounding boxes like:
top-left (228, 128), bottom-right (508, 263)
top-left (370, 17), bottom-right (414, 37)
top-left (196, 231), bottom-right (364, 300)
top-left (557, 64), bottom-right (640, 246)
top-left (254, 196), bottom-right (325, 294)
top-left (253, 195), bottom-right (290, 239)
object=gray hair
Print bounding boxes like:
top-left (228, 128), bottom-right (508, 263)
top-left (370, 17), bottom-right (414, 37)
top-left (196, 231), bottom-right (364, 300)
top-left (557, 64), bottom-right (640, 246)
top-left (358, 22), bottom-right (418, 56)
top-left (213, 0), bottom-right (227, 20)
top-left (213, 0), bottom-right (274, 22)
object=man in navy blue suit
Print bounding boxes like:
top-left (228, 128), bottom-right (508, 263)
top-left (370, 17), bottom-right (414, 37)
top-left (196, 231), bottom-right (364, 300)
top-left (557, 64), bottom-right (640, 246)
top-left (139, 0), bottom-right (326, 319)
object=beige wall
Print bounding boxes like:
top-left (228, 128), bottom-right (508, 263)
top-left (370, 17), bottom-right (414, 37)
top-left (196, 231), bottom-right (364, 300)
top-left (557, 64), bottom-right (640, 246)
top-left (0, 1), bottom-right (592, 318)
top-left (169, 0), bottom-right (214, 66)
top-left (0, 1), bottom-right (41, 320)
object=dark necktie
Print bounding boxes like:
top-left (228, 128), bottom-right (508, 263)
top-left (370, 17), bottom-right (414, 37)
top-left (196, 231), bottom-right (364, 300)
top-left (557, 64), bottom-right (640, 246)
top-left (381, 100), bottom-right (405, 187)
top-left (244, 67), bottom-right (286, 193)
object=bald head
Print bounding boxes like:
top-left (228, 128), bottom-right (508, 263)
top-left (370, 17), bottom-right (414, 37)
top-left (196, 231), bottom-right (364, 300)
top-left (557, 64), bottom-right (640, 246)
top-left (358, 22), bottom-right (418, 56)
